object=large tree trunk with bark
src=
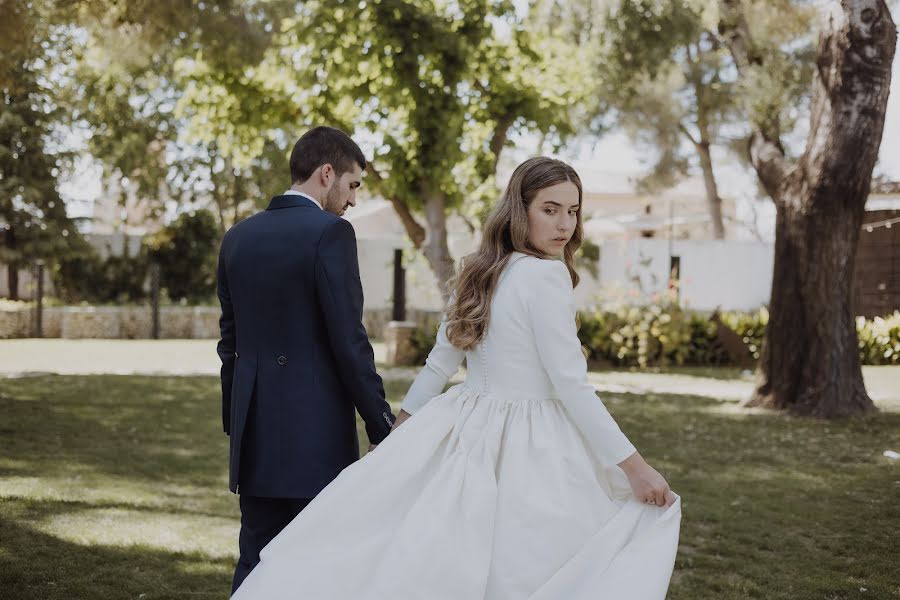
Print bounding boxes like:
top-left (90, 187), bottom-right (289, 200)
top-left (720, 0), bottom-right (896, 417)
top-left (753, 190), bottom-right (872, 416)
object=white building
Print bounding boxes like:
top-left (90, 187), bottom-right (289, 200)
top-left (345, 173), bottom-right (774, 314)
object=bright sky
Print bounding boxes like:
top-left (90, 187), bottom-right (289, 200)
top-left (876, 57), bottom-right (900, 179)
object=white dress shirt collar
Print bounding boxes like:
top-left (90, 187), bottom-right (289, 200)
top-left (283, 189), bottom-right (322, 210)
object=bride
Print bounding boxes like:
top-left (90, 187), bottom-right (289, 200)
top-left (232, 156), bottom-right (681, 599)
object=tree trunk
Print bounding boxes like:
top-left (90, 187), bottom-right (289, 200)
top-left (696, 140), bottom-right (726, 239)
top-left (750, 189), bottom-right (872, 416)
top-left (689, 50), bottom-right (727, 240)
top-left (365, 161), bottom-right (427, 248)
top-left (421, 187), bottom-right (455, 302)
top-left (5, 226), bottom-right (18, 301)
top-left (720, 0), bottom-right (896, 417)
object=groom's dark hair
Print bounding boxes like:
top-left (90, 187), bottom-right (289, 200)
top-left (290, 126), bottom-right (367, 184)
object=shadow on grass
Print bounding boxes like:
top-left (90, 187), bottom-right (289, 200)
top-left (1, 376), bottom-right (226, 487)
top-left (3, 375), bottom-right (899, 600)
top-left (0, 504), bottom-right (232, 599)
top-left (606, 390), bottom-right (900, 600)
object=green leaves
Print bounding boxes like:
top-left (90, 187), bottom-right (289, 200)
top-left (0, 45), bottom-right (79, 282)
top-left (144, 210), bottom-right (220, 304)
top-left (165, 0), bottom-right (583, 218)
top-left (599, 0), bottom-right (705, 86)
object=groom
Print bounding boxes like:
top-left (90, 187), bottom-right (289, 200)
top-left (216, 126), bottom-right (396, 593)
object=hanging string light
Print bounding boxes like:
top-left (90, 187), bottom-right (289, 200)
top-left (862, 215), bottom-right (900, 232)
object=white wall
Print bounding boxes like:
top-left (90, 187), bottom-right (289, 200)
top-left (357, 238), bottom-right (775, 314)
top-left (356, 239), bottom-right (447, 312)
top-left (355, 214), bottom-right (481, 313)
top-left (0, 265), bottom-right (55, 300)
top-left (593, 239), bottom-right (774, 312)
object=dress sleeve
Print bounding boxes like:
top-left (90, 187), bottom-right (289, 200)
top-left (400, 314), bottom-right (465, 414)
top-left (525, 259), bottom-right (637, 467)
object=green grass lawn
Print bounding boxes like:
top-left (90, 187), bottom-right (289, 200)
top-left (1, 374), bottom-right (898, 599)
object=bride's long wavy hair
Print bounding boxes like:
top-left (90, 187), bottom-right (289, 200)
top-left (445, 156), bottom-right (584, 350)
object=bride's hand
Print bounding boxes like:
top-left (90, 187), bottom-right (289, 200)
top-left (391, 409), bottom-right (412, 432)
top-left (618, 452), bottom-right (676, 508)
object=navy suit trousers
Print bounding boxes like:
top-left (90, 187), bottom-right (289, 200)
top-left (232, 495), bottom-right (312, 594)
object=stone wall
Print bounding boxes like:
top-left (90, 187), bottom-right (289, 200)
top-left (59, 307), bottom-right (123, 339)
top-left (0, 308), bottom-right (29, 338)
top-left (0, 305), bottom-right (438, 339)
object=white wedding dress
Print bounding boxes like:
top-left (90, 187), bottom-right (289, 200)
top-left (232, 252), bottom-right (681, 599)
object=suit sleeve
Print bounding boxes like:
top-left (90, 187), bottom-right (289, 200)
top-left (526, 259), bottom-right (637, 467)
top-left (216, 240), bottom-right (235, 435)
top-left (315, 218), bottom-right (395, 445)
top-left (400, 313), bottom-right (465, 414)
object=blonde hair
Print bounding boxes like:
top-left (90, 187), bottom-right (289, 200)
top-left (445, 157), bottom-right (583, 349)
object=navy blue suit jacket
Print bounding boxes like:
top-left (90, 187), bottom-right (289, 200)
top-left (216, 194), bottom-right (395, 498)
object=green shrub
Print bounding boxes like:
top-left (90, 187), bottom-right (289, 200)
top-left (578, 304), bottom-right (896, 368)
top-left (409, 322), bottom-right (439, 366)
top-left (578, 302), bottom-right (693, 368)
top-left (144, 210), bottom-right (219, 304)
top-left (856, 311), bottom-right (900, 365)
top-left (54, 244), bottom-right (150, 304)
top-left (682, 313), bottom-right (731, 366)
top-left (720, 308), bottom-right (768, 361)
top-left (52, 212), bottom-right (220, 306)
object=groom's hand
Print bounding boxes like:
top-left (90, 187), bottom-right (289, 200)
top-left (368, 444), bottom-right (377, 452)
top-left (391, 410), bottom-right (412, 432)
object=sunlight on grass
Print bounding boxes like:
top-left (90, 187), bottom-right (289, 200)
top-left (715, 465), bottom-right (833, 487)
top-left (2, 373), bottom-right (899, 600)
top-left (696, 402), bottom-right (770, 416)
top-left (0, 474), bottom-right (234, 515)
top-left (34, 508), bottom-right (237, 559)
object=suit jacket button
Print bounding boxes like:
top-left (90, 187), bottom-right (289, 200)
top-left (277, 355), bottom-right (287, 366)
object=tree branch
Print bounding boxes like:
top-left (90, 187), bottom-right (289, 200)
top-left (717, 0), bottom-right (761, 72)
top-left (366, 160), bottom-right (426, 248)
top-left (717, 0), bottom-right (792, 199)
top-left (677, 120), bottom-right (700, 147)
top-left (455, 207), bottom-right (478, 235)
top-left (389, 197), bottom-right (426, 248)
top-left (488, 112), bottom-right (515, 173)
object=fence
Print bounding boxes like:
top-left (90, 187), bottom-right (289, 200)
top-left (853, 209), bottom-right (900, 318)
